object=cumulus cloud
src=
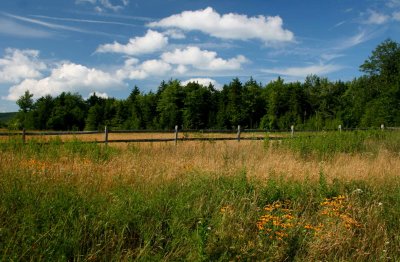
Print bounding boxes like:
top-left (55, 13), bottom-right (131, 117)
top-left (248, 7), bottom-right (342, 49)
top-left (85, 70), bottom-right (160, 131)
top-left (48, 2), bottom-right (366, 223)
top-left (140, 59), bottom-right (172, 75)
top-left (182, 78), bottom-right (221, 89)
top-left (115, 58), bottom-right (172, 80)
top-left (161, 46), bottom-right (247, 71)
top-left (5, 62), bottom-right (124, 101)
top-left (96, 29), bottom-right (168, 55)
top-left (148, 7), bottom-right (294, 44)
top-left (0, 48), bottom-right (47, 84)
top-left (263, 64), bottom-right (342, 78)
top-left (175, 64), bottom-right (188, 74)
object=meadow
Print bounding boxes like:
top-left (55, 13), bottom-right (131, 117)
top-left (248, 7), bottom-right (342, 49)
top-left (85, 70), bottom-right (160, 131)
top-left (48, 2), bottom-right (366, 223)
top-left (0, 131), bottom-right (399, 261)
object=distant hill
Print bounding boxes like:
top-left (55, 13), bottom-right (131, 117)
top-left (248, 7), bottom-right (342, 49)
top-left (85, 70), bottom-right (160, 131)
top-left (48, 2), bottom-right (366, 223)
top-left (0, 112), bottom-right (17, 123)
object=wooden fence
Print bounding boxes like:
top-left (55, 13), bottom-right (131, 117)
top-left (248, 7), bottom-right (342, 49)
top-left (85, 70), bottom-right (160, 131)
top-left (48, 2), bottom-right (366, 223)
top-left (0, 124), bottom-right (397, 144)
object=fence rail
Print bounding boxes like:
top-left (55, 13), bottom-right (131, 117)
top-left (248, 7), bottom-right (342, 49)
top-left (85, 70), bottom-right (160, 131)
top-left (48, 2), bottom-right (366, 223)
top-left (0, 124), bottom-right (397, 144)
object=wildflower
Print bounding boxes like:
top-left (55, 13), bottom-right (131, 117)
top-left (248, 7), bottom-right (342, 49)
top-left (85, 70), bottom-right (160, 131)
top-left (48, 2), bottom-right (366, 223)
top-left (304, 224), bottom-right (313, 230)
top-left (282, 214), bottom-right (294, 220)
top-left (264, 205), bottom-right (274, 212)
top-left (220, 205), bottom-right (233, 213)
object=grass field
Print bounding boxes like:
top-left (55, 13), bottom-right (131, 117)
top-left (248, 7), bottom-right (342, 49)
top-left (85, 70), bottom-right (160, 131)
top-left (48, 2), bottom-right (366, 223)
top-left (0, 131), bottom-right (399, 261)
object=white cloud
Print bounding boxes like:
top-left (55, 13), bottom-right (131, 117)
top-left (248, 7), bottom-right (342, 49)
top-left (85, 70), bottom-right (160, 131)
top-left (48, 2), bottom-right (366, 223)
top-left (3, 13), bottom-right (117, 37)
top-left (76, 0), bottom-right (96, 4)
top-left (88, 91), bottom-right (108, 99)
top-left (5, 63), bottom-right (124, 101)
top-left (148, 7), bottom-right (294, 44)
top-left (31, 15), bottom-right (138, 27)
top-left (163, 29), bottom-right (185, 39)
top-left (175, 64), bottom-right (188, 74)
top-left (363, 10), bottom-right (390, 25)
top-left (0, 48), bottom-right (47, 84)
top-left (115, 57), bottom-right (145, 79)
top-left (115, 58), bottom-right (172, 80)
top-left (115, 58), bottom-right (146, 80)
top-left (99, 0), bottom-right (123, 12)
top-left (320, 53), bottom-right (344, 62)
top-left (94, 6), bottom-right (103, 13)
top-left (140, 59), bottom-right (172, 75)
top-left (182, 78), bottom-right (221, 89)
top-left (76, 0), bottom-right (128, 12)
top-left (393, 11), bottom-right (400, 21)
top-left (96, 30), bottom-right (168, 55)
top-left (0, 18), bottom-right (51, 38)
top-left (161, 46), bottom-right (247, 71)
top-left (332, 20), bottom-right (346, 28)
top-left (263, 64), bottom-right (342, 78)
top-left (335, 31), bottom-right (373, 50)
top-left (387, 0), bottom-right (400, 8)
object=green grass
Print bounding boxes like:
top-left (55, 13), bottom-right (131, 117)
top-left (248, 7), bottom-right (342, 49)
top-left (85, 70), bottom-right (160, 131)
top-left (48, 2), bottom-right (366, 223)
top-left (266, 130), bottom-right (400, 159)
top-left (0, 133), bottom-right (399, 260)
top-left (1, 168), bottom-right (399, 261)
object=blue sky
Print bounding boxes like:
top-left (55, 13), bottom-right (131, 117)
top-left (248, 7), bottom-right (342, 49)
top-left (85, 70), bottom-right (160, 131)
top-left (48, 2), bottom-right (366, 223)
top-left (1, 0), bottom-right (400, 112)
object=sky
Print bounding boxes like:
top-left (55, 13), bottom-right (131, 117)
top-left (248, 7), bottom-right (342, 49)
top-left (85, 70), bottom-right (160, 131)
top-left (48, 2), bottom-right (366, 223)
top-left (1, 0), bottom-right (400, 112)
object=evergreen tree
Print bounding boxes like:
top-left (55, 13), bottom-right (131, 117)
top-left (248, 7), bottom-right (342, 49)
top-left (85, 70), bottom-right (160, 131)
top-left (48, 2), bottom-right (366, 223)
top-left (157, 80), bottom-right (184, 129)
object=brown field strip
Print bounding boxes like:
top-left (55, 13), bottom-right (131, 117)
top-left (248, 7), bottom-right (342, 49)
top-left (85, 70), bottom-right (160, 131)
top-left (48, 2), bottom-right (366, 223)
top-left (0, 131), bottom-right (288, 143)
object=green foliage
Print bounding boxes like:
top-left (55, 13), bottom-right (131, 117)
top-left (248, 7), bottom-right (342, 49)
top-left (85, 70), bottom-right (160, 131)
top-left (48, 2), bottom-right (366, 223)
top-left (360, 39), bottom-right (400, 83)
top-left (16, 90), bottom-right (34, 113)
top-left (182, 82), bottom-right (214, 129)
top-left (0, 112), bottom-right (17, 127)
top-left (157, 80), bottom-right (184, 129)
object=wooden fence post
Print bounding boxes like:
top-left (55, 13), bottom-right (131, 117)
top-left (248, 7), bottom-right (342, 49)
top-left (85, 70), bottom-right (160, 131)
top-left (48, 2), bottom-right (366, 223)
top-left (22, 128), bottom-right (26, 143)
top-left (104, 126), bottom-right (108, 145)
top-left (338, 124), bottom-right (342, 133)
top-left (174, 125), bottom-right (178, 145)
top-left (291, 125), bottom-right (294, 138)
top-left (237, 125), bottom-right (241, 142)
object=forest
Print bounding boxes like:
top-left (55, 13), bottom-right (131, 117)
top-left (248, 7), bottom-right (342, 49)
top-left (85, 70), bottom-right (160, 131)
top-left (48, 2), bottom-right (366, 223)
top-left (9, 39), bottom-right (400, 131)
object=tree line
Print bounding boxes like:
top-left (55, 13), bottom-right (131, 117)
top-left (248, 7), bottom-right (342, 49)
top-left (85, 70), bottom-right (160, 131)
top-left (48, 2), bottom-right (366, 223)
top-left (11, 39), bottom-right (400, 131)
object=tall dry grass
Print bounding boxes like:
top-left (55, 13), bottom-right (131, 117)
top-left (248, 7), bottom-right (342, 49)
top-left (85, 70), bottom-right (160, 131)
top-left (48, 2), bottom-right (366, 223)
top-left (0, 131), bottom-right (399, 260)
